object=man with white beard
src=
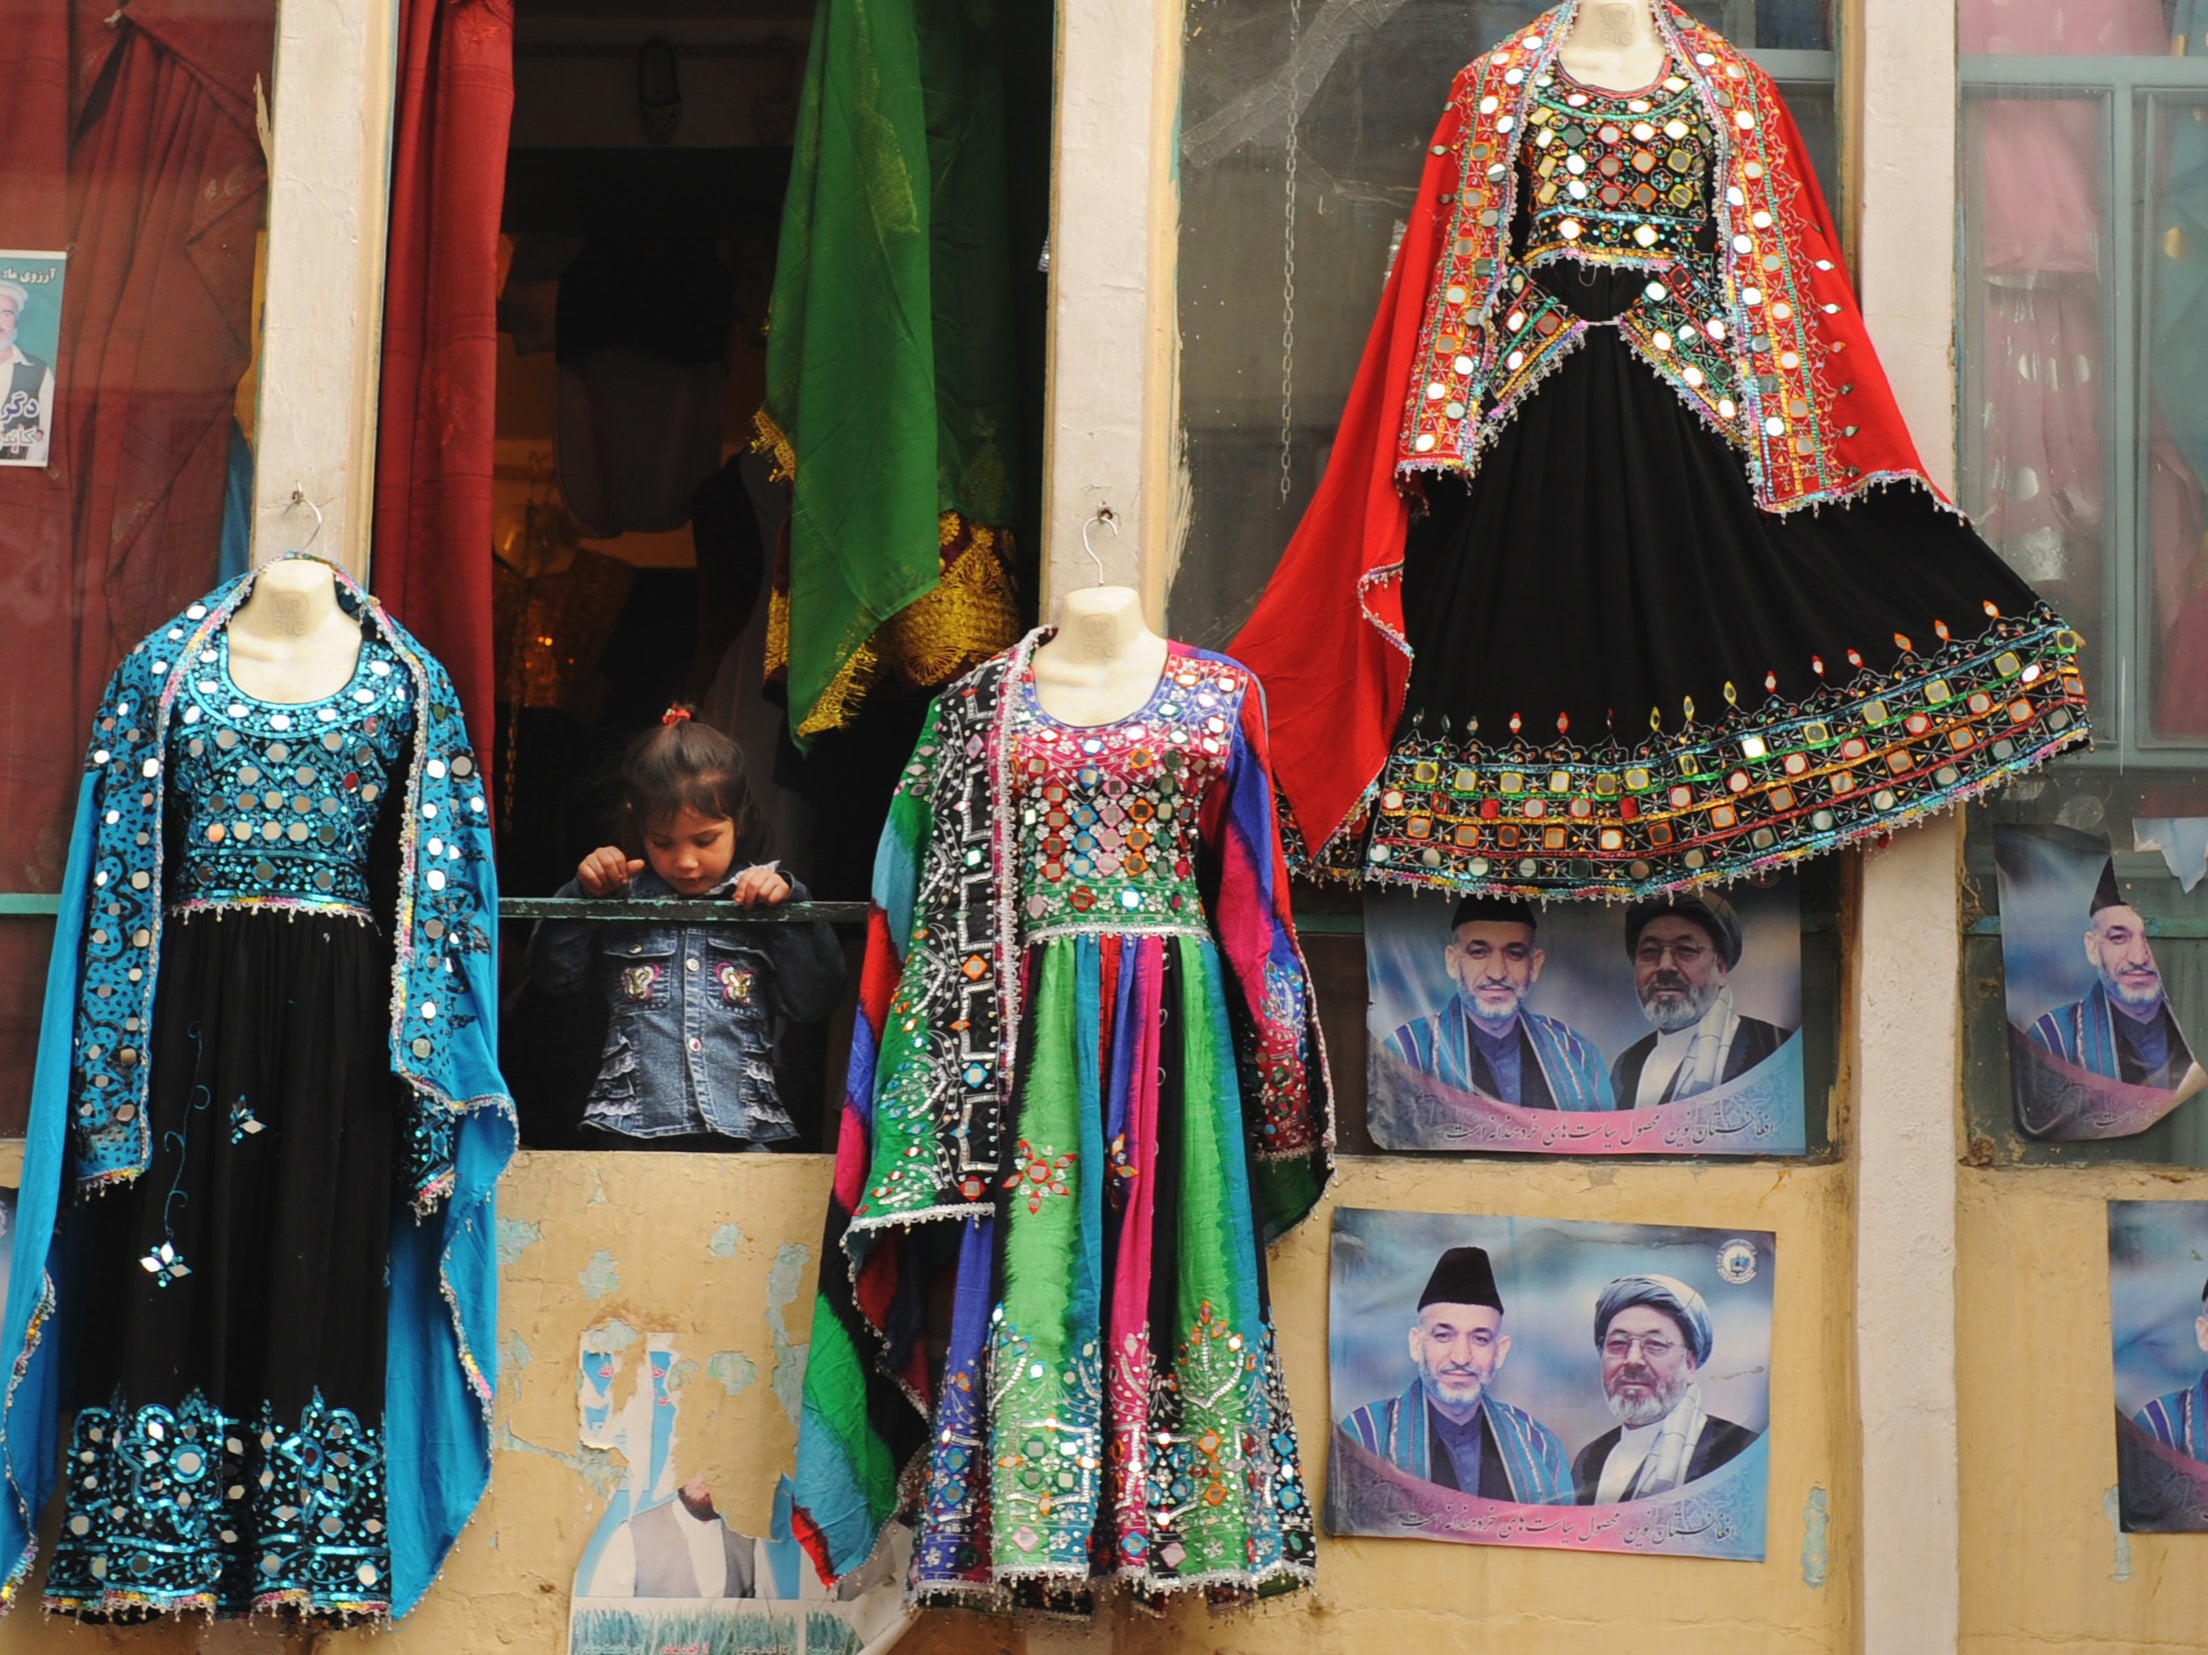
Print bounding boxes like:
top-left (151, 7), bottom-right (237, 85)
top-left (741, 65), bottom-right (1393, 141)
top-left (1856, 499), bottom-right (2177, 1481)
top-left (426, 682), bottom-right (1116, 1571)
top-left (1608, 894), bottom-right (1792, 1108)
top-left (1570, 1275), bottom-right (1759, 1504)
top-left (1340, 1246), bottom-right (1572, 1504)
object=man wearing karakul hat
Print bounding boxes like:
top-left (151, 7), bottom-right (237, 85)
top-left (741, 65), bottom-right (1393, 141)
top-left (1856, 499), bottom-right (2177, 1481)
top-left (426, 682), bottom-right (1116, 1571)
top-left (1572, 1274), bottom-right (1760, 1504)
top-left (2028, 859), bottom-right (2200, 1093)
top-left (1339, 1245), bottom-right (1571, 1504)
top-left (1610, 893), bottom-right (1792, 1108)
top-left (1387, 896), bottom-right (1613, 1110)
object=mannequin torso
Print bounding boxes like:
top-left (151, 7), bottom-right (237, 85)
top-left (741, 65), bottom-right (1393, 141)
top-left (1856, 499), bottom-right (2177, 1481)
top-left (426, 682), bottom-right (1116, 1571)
top-left (1557, 0), bottom-right (1668, 92)
top-left (227, 558), bottom-right (365, 704)
top-left (1029, 587), bottom-right (1171, 727)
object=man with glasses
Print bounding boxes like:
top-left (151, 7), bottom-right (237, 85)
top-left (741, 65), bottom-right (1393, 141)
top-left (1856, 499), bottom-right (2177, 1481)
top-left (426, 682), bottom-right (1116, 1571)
top-left (1610, 894), bottom-right (1792, 1108)
top-left (1572, 1274), bottom-right (1759, 1504)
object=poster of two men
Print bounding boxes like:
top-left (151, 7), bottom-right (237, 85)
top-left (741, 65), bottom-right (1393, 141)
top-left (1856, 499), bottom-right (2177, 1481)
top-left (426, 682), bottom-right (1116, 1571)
top-left (1364, 883), bottom-right (1808, 1154)
top-left (1327, 1208), bottom-right (1774, 1562)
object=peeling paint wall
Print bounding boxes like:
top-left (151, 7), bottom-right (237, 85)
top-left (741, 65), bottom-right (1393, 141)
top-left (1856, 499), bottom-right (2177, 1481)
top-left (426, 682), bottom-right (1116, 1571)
top-left (0, 1155), bottom-right (1854, 1655)
top-left (377, 1156), bottom-right (1852, 1655)
top-left (392, 1156), bottom-right (1852, 1652)
top-left (1956, 1169), bottom-right (2208, 1654)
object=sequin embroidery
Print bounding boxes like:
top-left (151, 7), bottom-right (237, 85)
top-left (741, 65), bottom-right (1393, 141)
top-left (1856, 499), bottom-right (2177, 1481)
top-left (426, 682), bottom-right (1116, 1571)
top-left (167, 632), bottom-right (412, 919)
top-left (46, 1390), bottom-right (391, 1622)
top-left (1523, 69), bottom-right (1712, 269)
top-left (1014, 663), bottom-right (1241, 939)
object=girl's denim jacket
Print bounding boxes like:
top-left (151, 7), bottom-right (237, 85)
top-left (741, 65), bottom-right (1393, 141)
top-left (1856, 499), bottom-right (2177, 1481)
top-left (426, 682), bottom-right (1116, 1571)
top-left (526, 865), bottom-right (846, 1142)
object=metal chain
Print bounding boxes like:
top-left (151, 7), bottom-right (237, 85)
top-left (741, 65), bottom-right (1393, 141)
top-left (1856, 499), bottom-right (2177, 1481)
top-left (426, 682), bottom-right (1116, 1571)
top-left (1277, 0), bottom-right (1302, 505)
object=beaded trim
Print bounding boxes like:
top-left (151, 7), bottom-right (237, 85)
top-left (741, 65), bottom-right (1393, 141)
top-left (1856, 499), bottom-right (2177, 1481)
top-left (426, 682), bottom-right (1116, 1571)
top-left (167, 898), bottom-right (376, 925)
top-left (1300, 604), bottom-right (2088, 899)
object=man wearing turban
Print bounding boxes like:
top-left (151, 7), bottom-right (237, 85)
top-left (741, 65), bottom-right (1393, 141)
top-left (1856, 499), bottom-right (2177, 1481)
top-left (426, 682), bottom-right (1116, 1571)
top-left (1387, 897), bottom-right (1614, 1110)
top-left (1610, 895), bottom-right (1793, 1108)
top-left (2028, 860), bottom-right (2201, 1092)
top-left (0, 279), bottom-right (55, 466)
top-left (1340, 1246), bottom-right (1571, 1504)
top-left (1572, 1275), bottom-right (1759, 1504)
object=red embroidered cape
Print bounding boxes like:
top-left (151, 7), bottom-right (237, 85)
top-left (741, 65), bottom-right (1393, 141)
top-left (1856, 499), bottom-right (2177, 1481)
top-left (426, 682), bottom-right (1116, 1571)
top-left (1233, 0), bottom-right (1939, 857)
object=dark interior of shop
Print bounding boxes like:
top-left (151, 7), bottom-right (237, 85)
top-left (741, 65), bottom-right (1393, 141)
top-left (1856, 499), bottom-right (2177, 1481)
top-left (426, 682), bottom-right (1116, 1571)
top-left (494, 0), bottom-right (1053, 1150)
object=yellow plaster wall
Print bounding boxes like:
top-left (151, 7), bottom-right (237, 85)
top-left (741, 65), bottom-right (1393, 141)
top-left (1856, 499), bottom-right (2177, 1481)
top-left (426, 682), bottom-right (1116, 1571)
top-left (0, 1153), bottom-right (1854, 1653)
top-left (1958, 1167), bottom-right (2208, 1655)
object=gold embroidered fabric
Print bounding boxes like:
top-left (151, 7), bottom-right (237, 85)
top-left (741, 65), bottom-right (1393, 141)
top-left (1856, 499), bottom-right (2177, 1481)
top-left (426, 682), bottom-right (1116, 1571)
top-left (765, 513), bottom-right (1020, 739)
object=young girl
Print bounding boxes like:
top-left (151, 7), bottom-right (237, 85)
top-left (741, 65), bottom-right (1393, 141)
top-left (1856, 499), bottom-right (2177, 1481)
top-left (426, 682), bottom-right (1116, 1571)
top-left (529, 707), bottom-right (845, 1148)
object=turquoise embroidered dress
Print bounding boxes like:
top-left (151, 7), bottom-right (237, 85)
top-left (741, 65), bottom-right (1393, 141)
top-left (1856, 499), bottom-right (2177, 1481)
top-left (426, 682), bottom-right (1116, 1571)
top-left (0, 563), bottom-right (514, 1624)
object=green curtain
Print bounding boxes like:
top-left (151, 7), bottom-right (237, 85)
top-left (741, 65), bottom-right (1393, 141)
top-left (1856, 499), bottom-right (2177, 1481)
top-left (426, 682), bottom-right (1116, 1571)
top-left (760, 0), bottom-right (1019, 742)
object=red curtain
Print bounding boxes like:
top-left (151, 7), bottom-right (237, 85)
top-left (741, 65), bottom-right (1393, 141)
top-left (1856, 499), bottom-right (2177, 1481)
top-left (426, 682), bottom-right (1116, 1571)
top-left (372, 0), bottom-right (513, 754)
top-left (0, 0), bottom-right (271, 1131)
top-left (0, 0), bottom-right (270, 891)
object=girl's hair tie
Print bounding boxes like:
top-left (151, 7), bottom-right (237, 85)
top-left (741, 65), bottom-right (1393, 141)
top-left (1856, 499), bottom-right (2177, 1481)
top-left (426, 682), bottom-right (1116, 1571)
top-left (661, 705), bottom-right (693, 727)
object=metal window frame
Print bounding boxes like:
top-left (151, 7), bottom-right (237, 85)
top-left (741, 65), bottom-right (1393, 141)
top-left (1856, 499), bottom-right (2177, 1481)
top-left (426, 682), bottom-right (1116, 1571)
top-left (1958, 52), bottom-right (2208, 770)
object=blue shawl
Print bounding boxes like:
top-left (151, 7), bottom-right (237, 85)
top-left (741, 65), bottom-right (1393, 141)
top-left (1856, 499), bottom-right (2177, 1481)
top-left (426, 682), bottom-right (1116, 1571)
top-left (2029, 982), bottom-right (2127, 1082)
top-left (1341, 1381), bottom-right (1572, 1505)
top-left (0, 559), bottom-right (516, 1615)
top-left (2136, 1372), bottom-right (2208, 1465)
top-left (1388, 1003), bottom-right (1615, 1112)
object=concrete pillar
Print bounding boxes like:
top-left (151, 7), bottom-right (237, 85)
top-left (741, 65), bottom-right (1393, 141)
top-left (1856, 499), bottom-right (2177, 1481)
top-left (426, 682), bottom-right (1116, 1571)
top-left (1846, 0), bottom-right (1964, 1648)
top-left (248, 0), bottom-right (400, 576)
top-left (1040, 0), bottom-right (1170, 618)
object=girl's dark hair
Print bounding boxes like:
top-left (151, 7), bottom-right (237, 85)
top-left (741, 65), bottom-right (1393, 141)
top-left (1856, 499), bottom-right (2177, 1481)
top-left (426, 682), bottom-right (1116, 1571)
top-left (620, 707), bottom-right (767, 861)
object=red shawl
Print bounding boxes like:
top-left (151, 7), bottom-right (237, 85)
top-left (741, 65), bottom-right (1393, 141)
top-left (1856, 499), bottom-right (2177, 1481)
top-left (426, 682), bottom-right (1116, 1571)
top-left (1233, 0), bottom-right (1938, 857)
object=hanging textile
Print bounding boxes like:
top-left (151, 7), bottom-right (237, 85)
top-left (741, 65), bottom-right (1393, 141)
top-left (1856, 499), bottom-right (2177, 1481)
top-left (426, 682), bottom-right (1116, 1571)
top-left (0, 0), bottom-right (272, 895)
top-left (0, 560), bottom-right (515, 1619)
top-left (793, 634), bottom-right (1334, 1609)
top-left (1232, 0), bottom-right (2090, 900)
top-left (371, 0), bottom-right (515, 758)
top-left (755, 0), bottom-right (1021, 743)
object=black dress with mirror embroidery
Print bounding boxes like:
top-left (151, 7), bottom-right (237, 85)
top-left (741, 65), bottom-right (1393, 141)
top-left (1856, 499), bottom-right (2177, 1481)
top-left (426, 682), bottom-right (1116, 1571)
top-left (49, 629), bottom-right (412, 1622)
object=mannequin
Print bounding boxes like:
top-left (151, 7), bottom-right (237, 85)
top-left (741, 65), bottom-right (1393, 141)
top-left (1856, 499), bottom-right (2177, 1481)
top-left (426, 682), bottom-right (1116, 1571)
top-left (227, 554), bottom-right (365, 703)
top-left (1557, 0), bottom-right (1667, 91)
top-left (1028, 584), bottom-right (1170, 726)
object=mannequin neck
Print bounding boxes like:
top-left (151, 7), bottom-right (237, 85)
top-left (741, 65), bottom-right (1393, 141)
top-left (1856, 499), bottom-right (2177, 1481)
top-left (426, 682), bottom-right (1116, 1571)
top-left (227, 558), bottom-right (363, 703)
top-left (1030, 586), bottom-right (1170, 727)
top-left (1053, 586), bottom-right (1152, 663)
top-left (235, 556), bottom-right (346, 640)
top-left (1559, 0), bottom-right (1667, 90)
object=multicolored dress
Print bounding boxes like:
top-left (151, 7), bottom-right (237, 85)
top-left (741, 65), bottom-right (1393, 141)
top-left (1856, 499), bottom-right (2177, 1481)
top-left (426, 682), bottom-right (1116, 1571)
top-left (793, 632), bottom-right (1333, 1610)
top-left (1234, 0), bottom-right (2091, 900)
top-left (0, 561), bottom-right (514, 1623)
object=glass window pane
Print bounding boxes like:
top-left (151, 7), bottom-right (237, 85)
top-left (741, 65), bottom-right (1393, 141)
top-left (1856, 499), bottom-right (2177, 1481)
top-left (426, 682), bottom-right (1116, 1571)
top-left (1957, 89), bottom-right (2111, 713)
top-left (0, 3), bottom-right (277, 1132)
top-left (2145, 92), bottom-right (2208, 737)
top-left (1960, 0), bottom-right (2169, 55)
top-left (1171, 0), bottom-right (1839, 648)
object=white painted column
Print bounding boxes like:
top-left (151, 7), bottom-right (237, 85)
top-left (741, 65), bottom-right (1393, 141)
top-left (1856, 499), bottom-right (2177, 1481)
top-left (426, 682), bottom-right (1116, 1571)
top-left (1041, 0), bottom-right (1168, 614)
top-left (1848, 0), bottom-right (1963, 1648)
top-left (249, 0), bottom-right (400, 576)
